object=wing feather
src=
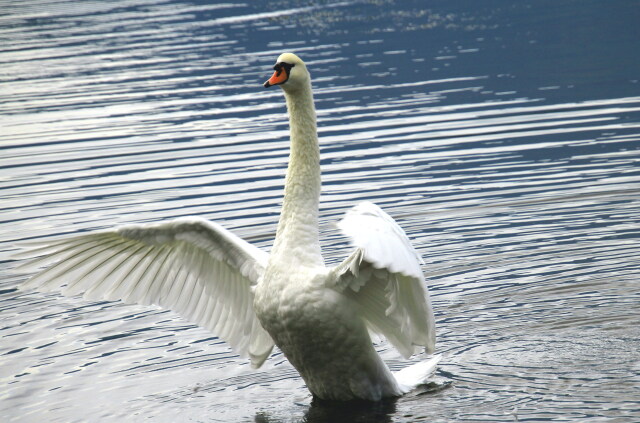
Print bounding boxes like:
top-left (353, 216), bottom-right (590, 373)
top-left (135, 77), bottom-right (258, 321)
top-left (15, 217), bottom-right (274, 367)
top-left (81, 242), bottom-right (140, 300)
top-left (330, 202), bottom-right (436, 357)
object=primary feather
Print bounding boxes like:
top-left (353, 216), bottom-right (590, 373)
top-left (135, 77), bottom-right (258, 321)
top-left (330, 202), bottom-right (436, 358)
top-left (17, 217), bottom-right (274, 367)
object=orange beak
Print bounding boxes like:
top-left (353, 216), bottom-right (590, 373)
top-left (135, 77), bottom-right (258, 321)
top-left (264, 68), bottom-right (289, 88)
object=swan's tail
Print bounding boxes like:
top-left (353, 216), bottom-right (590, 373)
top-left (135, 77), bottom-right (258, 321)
top-left (393, 354), bottom-right (442, 393)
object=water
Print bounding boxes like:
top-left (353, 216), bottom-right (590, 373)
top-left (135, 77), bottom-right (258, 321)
top-left (1, 0), bottom-right (639, 421)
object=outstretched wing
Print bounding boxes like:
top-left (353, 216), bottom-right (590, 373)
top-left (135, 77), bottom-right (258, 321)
top-left (14, 216), bottom-right (274, 367)
top-left (329, 202), bottom-right (435, 357)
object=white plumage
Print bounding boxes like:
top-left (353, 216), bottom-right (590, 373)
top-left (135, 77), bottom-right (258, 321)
top-left (16, 217), bottom-right (274, 367)
top-left (16, 52), bottom-right (438, 401)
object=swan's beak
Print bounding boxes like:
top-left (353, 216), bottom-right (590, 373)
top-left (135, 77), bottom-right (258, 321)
top-left (264, 66), bottom-right (289, 88)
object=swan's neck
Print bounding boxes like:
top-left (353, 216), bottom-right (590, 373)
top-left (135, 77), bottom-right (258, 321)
top-left (271, 83), bottom-right (323, 266)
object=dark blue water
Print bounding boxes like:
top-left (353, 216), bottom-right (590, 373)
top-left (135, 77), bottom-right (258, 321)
top-left (1, 1), bottom-right (639, 422)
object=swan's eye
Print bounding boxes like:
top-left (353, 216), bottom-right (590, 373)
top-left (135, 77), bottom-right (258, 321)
top-left (273, 62), bottom-right (295, 76)
top-left (264, 62), bottom-right (295, 88)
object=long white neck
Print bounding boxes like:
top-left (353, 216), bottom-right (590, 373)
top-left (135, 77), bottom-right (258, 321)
top-left (271, 82), bottom-right (323, 267)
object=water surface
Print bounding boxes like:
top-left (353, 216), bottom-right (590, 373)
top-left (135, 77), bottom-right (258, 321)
top-left (1, 0), bottom-right (639, 422)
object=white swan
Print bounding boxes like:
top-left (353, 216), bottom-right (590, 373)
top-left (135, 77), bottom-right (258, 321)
top-left (15, 53), bottom-right (438, 401)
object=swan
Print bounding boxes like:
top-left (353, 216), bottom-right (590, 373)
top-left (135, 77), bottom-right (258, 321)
top-left (15, 53), bottom-right (438, 401)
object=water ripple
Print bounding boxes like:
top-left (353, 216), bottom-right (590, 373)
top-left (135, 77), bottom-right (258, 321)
top-left (1, 0), bottom-right (639, 422)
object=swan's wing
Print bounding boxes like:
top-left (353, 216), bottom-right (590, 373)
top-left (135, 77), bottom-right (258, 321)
top-left (14, 216), bottom-right (274, 367)
top-left (329, 202), bottom-right (435, 357)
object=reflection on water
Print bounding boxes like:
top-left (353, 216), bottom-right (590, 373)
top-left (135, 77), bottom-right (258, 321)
top-left (1, 0), bottom-right (639, 422)
top-left (302, 397), bottom-right (397, 423)
top-left (257, 398), bottom-right (398, 423)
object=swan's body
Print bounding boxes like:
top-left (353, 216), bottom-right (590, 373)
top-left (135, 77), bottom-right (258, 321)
top-left (16, 53), bottom-right (437, 401)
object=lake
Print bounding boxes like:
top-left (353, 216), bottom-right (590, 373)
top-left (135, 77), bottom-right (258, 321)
top-left (1, 0), bottom-right (639, 421)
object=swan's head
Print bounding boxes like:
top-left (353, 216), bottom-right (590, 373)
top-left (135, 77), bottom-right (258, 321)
top-left (263, 53), bottom-right (309, 92)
